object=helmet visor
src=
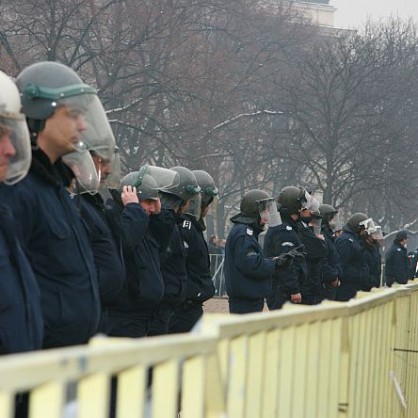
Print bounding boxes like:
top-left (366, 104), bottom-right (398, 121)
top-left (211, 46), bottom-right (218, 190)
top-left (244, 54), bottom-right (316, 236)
top-left (185, 193), bottom-right (202, 220)
top-left (310, 217), bottom-right (322, 235)
top-left (82, 95), bottom-right (117, 161)
top-left (328, 213), bottom-right (340, 230)
top-left (257, 199), bottom-right (282, 227)
top-left (302, 194), bottom-right (320, 213)
top-left (359, 217), bottom-right (375, 230)
top-left (63, 149), bottom-right (99, 194)
top-left (139, 166), bottom-right (180, 191)
top-left (0, 115), bottom-right (31, 185)
top-left (368, 224), bottom-right (384, 240)
top-left (93, 146), bottom-right (121, 189)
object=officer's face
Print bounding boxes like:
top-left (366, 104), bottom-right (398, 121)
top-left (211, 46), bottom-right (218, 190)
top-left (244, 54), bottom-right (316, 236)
top-left (91, 153), bottom-right (112, 184)
top-left (38, 105), bottom-right (87, 162)
top-left (140, 198), bottom-right (161, 215)
top-left (0, 126), bottom-right (16, 182)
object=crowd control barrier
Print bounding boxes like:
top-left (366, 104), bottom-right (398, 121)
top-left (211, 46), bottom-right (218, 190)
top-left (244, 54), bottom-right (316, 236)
top-left (1, 282), bottom-right (418, 417)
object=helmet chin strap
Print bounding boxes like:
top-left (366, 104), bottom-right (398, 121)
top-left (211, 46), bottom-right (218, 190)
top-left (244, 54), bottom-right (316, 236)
top-left (27, 118), bottom-right (45, 147)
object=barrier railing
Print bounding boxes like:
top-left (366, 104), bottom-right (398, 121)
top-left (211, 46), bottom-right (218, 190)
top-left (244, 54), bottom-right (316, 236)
top-left (1, 282), bottom-right (418, 418)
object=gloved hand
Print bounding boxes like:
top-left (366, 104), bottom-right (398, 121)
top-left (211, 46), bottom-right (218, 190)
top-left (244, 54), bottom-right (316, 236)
top-left (273, 244), bottom-right (306, 270)
top-left (159, 192), bottom-right (184, 211)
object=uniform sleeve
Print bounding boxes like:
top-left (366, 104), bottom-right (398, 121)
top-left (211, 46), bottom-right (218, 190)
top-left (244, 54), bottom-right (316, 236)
top-left (106, 202), bottom-right (149, 248)
top-left (149, 209), bottom-right (176, 253)
top-left (265, 228), bottom-right (302, 294)
top-left (231, 234), bottom-right (276, 280)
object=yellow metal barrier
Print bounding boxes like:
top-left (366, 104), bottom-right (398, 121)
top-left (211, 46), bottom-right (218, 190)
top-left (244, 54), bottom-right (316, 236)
top-left (1, 283), bottom-right (418, 417)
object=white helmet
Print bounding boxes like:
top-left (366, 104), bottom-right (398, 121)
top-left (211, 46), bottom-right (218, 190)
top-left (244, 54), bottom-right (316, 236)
top-left (0, 71), bottom-right (31, 184)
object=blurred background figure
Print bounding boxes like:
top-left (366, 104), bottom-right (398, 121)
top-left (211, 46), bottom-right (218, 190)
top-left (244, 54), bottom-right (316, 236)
top-left (385, 230), bottom-right (410, 287)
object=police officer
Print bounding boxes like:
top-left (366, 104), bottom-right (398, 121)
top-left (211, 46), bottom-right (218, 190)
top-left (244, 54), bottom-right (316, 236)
top-left (75, 146), bottom-right (125, 334)
top-left (264, 186), bottom-right (308, 309)
top-left (297, 198), bottom-right (328, 305)
top-left (335, 213), bottom-right (371, 301)
top-left (169, 168), bottom-right (216, 332)
top-left (0, 70), bottom-right (43, 354)
top-left (319, 204), bottom-right (342, 300)
top-left (226, 189), bottom-right (301, 314)
top-left (13, 61), bottom-right (109, 348)
top-left (148, 168), bottom-right (202, 336)
top-left (385, 230), bottom-right (410, 287)
top-left (362, 222), bottom-right (383, 289)
top-left (106, 168), bottom-right (178, 337)
top-left (408, 247), bottom-right (418, 280)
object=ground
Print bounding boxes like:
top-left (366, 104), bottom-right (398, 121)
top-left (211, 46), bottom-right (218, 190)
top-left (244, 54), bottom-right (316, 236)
top-left (203, 297), bottom-right (229, 313)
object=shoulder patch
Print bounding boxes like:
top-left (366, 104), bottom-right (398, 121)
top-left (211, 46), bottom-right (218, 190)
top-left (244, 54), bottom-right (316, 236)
top-left (281, 241), bottom-right (295, 247)
top-left (246, 228), bottom-right (253, 236)
top-left (286, 225), bottom-right (292, 231)
top-left (183, 241), bottom-right (189, 249)
top-left (397, 248), bottom-right (401, 252)
top-left (182, 220), bottom-right (192, 230)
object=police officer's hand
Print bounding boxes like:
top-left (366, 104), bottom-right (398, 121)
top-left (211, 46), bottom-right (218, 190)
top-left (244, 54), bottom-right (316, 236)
top-left (291, 293), bottom-right (302, 303)
top-left (273, 253), bottom-right (293, 269)
top-left (121, 185), bottom-right (139, 205)
top-left (330, 278), bottom-right (340, 288)
top-left (285, 244), bottom-right (307, 260)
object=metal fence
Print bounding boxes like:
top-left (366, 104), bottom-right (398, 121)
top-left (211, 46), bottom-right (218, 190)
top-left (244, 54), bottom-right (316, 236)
top-left (210, 254), bottom-right (226, 296)
top-left (1, 282), bottom-right (418, 417)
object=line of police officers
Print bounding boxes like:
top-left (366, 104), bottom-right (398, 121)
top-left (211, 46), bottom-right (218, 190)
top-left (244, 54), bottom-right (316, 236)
top-left (224, 186), bottom-right (394, 313)
top-left (0, 61), bottom-right (412, 375)
top-left (0, 61), bottom-right (220, 365)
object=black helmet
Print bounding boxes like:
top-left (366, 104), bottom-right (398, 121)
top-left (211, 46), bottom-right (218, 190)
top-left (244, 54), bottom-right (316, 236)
top-left (277, 186), bottom-right (307, 213)
top-left (167, 166), bottom-right (201, 202)
top-left (347, 213), bottom-right (368, 232)
top-left (231, 189), bottom-right (272, 224)
top-left (319, 203), bottom-right (338, 224)
top-left (16, 61), bottom-right (96, 122)
top-left (192, 170), bottom-right (218, 207)
top-left (120, 171), bottom-right (159, 200)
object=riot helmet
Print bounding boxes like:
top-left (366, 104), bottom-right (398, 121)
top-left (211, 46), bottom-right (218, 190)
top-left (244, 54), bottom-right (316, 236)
top-left (277, 186), bottom-right (308, 214)
top-left (230, 189), bottom-right (272, 225)
top-left (120, 171), bottom-right (159, 201)
top-left (63, 149), bottom-right (100, 194)
top-left (166, 166), bottom-right (201, 202)
top-left (346, 213), bottom-right (369, 233)
top-left (0, 71), bottom-right (31, 184)
top-left (319, 203), bottom-right (339, 228)
top-left (16, 61), bottom-right (115, 157)
top-left (121, 166), bottom-right (179, 201)
top-left (192, 170), bottom-right (218, 207)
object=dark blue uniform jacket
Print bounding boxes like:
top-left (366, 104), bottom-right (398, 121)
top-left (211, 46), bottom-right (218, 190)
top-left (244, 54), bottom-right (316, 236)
top-left (12, 150), bottom-right (100, 348)
top-left (160, 223), bottom-right (187, 307)
top-left (107, 203), bottom-right (175, 313)
top-left (264, 220), bottom-right (307, 295)
top-left (363, 243), bottom-right (382, 288)
top-left (78, 193), bottom-right (125, 305)
top-left (335, 227), bottom-right (370, 290)
top-left (297, 221), bottom-right (327, 299)
top-left (321, 226), bottom-right (342, 285)
top-left (0, 195), bottom-right (43, 354)
top-left (385, 242), bottom-right (409, 286)
top-left (178, 214), bottom-right (215, 302)
top-left (225, 222), bottom-right (276, 300)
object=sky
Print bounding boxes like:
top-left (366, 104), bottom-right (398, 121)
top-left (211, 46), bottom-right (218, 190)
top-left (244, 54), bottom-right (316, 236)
top-left (331, 0), bottom-right (418, 29)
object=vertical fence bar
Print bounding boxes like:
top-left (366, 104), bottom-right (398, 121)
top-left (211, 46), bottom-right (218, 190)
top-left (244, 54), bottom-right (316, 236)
top-left (116, 365), bottom-right (146, 418)
top-left (152, 359), bottom-right (179, 418)
top-left (181, 355), bottom-right (205, 418)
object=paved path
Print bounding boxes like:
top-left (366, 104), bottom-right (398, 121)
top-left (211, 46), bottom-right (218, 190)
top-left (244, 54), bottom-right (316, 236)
top-left (203, 297), bottom-right (268, 313)
top-left (203, 297), bottom-right (229, 313)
